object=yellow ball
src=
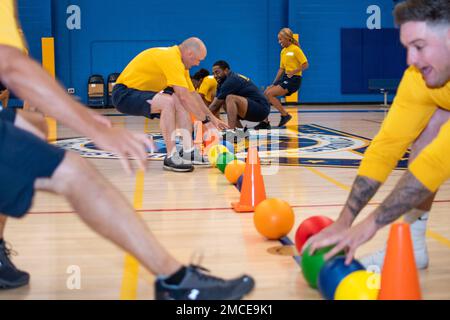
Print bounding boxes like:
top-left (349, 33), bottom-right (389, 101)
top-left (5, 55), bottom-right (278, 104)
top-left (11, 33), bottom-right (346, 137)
top-left (334, 270), bottom-right (380, 300)
top-left (207, 144), bottom-right (228, 167)
top-left (224, 160), bottom-right (246, 184)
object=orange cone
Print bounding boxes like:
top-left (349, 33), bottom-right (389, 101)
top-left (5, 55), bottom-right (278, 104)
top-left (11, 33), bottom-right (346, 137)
top-left (378, 223), bottom-right (422, 300)
top-left (231, 147), bottom-right (266, 212)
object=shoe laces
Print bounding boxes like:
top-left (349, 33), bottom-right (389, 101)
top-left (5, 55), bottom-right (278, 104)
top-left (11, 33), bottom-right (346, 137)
top-left (188, 252), bottom-right (225, 284)
top-left (0, 242), bottom-right (18, 268)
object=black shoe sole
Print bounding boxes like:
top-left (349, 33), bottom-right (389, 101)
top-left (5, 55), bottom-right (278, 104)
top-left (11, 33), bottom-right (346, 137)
top-left (0, 278), bottom-right (29, 289)
top-left (163, 165), bottom-right (194, 172)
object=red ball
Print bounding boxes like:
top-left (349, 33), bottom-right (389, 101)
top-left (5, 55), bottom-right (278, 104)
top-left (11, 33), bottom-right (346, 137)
top-left (294, 216), bottom-right (334, 253)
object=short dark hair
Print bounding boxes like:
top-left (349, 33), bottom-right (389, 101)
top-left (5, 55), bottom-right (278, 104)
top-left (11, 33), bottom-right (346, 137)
top-left (192, 68), bottom-right (210, 81)
top-left (213, 60), bottom-right (230, 70)
top-left (394, 0), bottom-right (450, 26)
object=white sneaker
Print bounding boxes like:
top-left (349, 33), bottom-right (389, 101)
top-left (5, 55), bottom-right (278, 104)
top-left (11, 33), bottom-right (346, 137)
top-left (361, 212), bottom-right (429, 270)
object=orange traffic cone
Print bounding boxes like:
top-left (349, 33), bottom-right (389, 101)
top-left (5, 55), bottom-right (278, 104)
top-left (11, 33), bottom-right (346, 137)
top-left (231, 147), bottom-right (266, 212)
top-left (378, 223), bottom-right (422, 300)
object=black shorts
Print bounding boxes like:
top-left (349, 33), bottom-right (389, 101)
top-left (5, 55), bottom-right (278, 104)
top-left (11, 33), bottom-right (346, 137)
top-left (242, 98), bottom-right (270, 122)
top-left (0, 109), bottom-right (65, 217)
top-left (112, 84), bottom-right (165, 119)
top-left (274, 74), bottom-right (302, 96)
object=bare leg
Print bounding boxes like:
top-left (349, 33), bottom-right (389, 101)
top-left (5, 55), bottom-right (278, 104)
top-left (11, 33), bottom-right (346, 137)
top-left (264, 85), bottom-right (289, 117)
top-left (172, 94), bottom-right (194, 151)
top-left (224, 95), bottom-right (248, 129)
top-left (148, 94), bottom-right (178, 155)
top-left (34, 152), bottom-right (181, 276)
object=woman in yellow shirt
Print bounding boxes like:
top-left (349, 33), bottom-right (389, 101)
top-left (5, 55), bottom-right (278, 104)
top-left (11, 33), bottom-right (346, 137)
top-left (255, 28), bottom-right (309, 129)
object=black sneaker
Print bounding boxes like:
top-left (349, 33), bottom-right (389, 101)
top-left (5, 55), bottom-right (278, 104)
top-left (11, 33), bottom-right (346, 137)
top-left (278, 114), bottom-right (292, 127)
top-left (0, 241), bottom-right (30, 289)
top-left (179, 149), bottom-right (210, 166)
top-left (163, 153), bottom-right (194, 172)
top-left (253, 121), bottom-right (271, 130)
top-left (155, 265), bottom-right (255, 300)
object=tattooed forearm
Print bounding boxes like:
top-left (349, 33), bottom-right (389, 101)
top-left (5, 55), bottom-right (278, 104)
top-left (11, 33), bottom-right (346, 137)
top-left (345, 176), bottom-right (381, 218)
top-left (375, 172), bottom-right (432, 227)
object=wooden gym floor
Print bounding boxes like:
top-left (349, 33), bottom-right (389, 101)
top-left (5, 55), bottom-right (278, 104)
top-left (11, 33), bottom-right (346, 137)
top-left (1, 105), bottom-right (449, 300)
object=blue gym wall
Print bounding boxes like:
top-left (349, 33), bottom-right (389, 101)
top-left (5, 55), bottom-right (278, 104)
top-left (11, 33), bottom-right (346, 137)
top-left (15, 0), bottom-right (406, 105)
top-left (289, 0), bottom-right (404, 103)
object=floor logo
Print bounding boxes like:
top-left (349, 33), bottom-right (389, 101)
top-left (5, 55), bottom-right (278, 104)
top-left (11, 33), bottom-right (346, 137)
top-left (53, 124), bottom-right (409, 169)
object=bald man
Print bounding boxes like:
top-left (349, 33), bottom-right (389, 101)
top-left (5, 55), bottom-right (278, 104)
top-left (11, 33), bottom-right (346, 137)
top-left (113, 38), bottom-right (228, 172)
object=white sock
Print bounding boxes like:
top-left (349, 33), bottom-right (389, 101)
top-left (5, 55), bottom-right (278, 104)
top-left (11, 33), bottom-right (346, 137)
top-left (361, 209), bottom-right (429, 270)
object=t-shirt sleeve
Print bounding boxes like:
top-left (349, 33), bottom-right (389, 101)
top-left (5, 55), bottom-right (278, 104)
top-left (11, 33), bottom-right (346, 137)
top-left (357, 67), bottom-right (437, 184)
top-left (295, 47), bottom-right (308, 65)
top-left (216, 77), bottom-right (237, 100)
top-left (161, 53), bottom-right (191, 89)
top-left (0, 0), bottom-right (26, 51)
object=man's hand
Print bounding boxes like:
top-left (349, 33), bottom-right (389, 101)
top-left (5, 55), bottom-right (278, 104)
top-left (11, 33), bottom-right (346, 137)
top-left (210, 116), bottom-right (229, 130)
top-left (91, 127), bottom-right (154, 175)
top-left (302, 218), bottom-right (352, 255)
top-left (312, 216), bottom-right (379, 265)
top-left (88, 109), bottom-right (112, 128)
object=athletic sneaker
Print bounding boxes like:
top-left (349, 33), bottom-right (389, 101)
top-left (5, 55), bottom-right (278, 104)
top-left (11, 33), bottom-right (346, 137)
top-left (180, 148), bottom-right (210, 166)
top-left (278, 114), bottom-right (292, 127)
top-left (253, 121), bottom-right (271, 130)
top-left (221, 128), bottom-right (250, 144)
top-left (361, 213), bottom-right (429, 270)
top-left (155, 264), bottom-right (255, 300)
top-left (163, 153), bottom-right (194, 172)
top-left (0, 241), bottom-right (30, 289)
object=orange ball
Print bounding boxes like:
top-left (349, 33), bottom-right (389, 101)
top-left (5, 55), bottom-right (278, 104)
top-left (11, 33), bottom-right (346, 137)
top-left (224, 160), bottom-right (246, 184)
top-left (254, 198), bottom-right (295, 240)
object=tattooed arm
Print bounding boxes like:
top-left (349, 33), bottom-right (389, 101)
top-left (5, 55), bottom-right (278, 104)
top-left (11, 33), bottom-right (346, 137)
top-left (321, 171), bottom-right (433, 263)
top-left (339, 176), bottom-right (381, 225)
top-left (304, 175), bottom-right (380, 254)
top-left (373, 172), bottom-right (432, 227)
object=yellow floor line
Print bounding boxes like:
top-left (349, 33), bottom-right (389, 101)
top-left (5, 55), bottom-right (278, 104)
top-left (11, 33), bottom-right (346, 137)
top-left (306, 167), bottom-right (351, 191)
top-left (427, 230), bottom-right (450, 249)
top-left (120, 169), bottom-right (145, 300)
top-left (306, 166), bottom-right (450, 249)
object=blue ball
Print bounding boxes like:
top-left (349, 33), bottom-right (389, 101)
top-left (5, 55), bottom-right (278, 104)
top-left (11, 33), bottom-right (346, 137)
top-left (235, 174), bottom-right (244, 192)
top-left (317, 256), bottom-right (365, 300)
top-left (221, 140), bottom-right (234, 154)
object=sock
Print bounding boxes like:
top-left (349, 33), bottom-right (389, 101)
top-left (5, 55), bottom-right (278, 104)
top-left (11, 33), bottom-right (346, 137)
top-left (165, 266), bottom-right (187, 285)
top-left (183, 147), bottom-right (194, 154)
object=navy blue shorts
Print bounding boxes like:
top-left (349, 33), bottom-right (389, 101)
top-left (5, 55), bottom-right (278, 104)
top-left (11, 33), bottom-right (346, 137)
top-left (112, 84), bottom-right (162, 119)
top-left (242, 98), bottom-right (270, 122)
top-left (274, 74), bottom-right (302, 96)
top-left (0, 110), bottom-right (65, 218)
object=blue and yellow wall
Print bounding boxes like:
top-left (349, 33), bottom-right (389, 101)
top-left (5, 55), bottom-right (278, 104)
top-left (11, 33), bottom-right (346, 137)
top-left (15, 0), bottom-right (405, 105)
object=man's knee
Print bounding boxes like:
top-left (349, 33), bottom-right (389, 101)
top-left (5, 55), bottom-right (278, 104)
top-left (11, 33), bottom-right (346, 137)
top-left (44, 152), bottom-right (93, 194)
top-left (225, 95), bottom-right (239, 105)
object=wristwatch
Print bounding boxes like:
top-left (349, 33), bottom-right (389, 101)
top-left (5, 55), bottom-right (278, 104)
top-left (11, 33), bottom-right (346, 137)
top-left (202, 115), bottom-right (211, 124)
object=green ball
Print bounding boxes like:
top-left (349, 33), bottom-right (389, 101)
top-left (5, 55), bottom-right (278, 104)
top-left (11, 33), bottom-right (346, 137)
top-left (216, 152), bottom-right (237, 173)
top-left (301, 245), bottom-right (344, 289)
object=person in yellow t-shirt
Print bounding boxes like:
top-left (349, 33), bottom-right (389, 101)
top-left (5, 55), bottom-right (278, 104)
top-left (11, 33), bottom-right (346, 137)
top-left (112, 38), bottom-right (228, 172)
top-left (305, 0), bottom-right (450, 269)
top-left (191, 68), bottom-right (217, 106)
top-left (1, 1), bottom-right (254, 298)
top-left (254, 28), bottom-right (309, 130)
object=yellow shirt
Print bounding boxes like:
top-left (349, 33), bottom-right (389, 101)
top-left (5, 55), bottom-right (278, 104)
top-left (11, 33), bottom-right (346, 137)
top-left (197, 75), bottom-right (217, 103)
top-left (117, 45), bottom-right (195, 92)
top-left (358, 66), bottom-right (450, 192)
top-left (280, 44), bottom-right (308, 76)
top-left (0, 0), bottom-right (25, 51)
